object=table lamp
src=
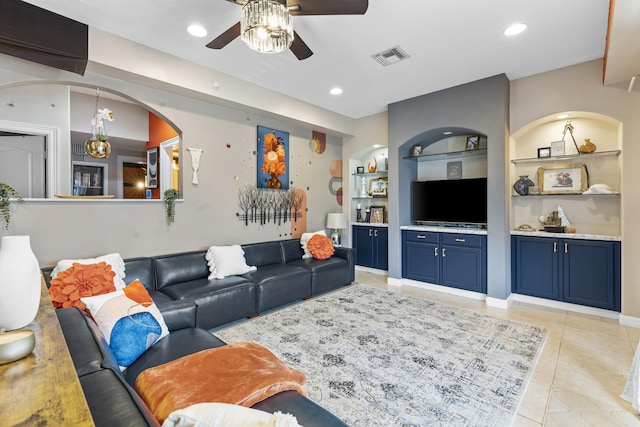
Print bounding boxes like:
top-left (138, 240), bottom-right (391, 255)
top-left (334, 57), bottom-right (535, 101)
top-left (326, 213), bottom-right (348, 246)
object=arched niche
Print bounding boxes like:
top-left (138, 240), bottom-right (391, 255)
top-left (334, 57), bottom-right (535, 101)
top-left (0, 82), bottom-right (181, 200)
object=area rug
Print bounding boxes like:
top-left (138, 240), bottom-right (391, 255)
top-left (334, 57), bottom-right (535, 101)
top-left (216, 285), bottom-right (548, 426)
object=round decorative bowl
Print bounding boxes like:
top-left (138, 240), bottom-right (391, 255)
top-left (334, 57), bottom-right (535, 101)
top-left (0, 329), bottom-right (35, 365)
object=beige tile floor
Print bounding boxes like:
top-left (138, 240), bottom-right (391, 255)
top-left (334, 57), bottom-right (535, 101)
top-left (355, 270), bottom-right (640, 426)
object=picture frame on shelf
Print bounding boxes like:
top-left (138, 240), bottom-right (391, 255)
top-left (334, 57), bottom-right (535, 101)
top-left (356, 166), bottom-right (365, 174)
top-left (370, 178), bottom-right (388, 197)
top-left (537, 163), bottom-right (589, 194)
top-left (146, 147), bottom-right (158, 189)
top-left (411, 144), bottom-right (423, 157)
top-left (465, 135), bottom-right (480, 151)
top-left (537, 147), bottom-right (551, 158)
top-left (550, 140), bottom-right (565, 157)
top-left (370, 206), bottom-right (385, 224)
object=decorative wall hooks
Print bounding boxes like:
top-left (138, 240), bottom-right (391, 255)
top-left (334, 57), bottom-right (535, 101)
top-left (236, 185), bottom-right (303, 226)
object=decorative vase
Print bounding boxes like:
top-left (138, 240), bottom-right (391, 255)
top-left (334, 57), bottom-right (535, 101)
top-left (0, 236), bottom-right (41, 331)
top-left (267, 175), bottom-right (283, 189)
top-left (579, 138), bottom-right (597, 154)
top-left (513, 175), bottom-right (535, 196)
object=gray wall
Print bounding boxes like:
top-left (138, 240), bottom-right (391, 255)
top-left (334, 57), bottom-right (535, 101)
top-left (387, 75), bottom-right (511, 299)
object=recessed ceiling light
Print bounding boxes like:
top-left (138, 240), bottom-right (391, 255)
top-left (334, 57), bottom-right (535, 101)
top-left (556, 114), bottom-right (569, 119)
top-left (504, 23), bottom-right (527, 36)
top-left (187, 24), bottom-right (207, 38)
top-left (330, 87), bottom-right (343, 95)
top-left (443, 131), bottom-right (453, 135)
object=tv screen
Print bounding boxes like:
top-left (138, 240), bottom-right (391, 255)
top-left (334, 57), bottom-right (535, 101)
top-left (411, 178), bottom-right (487, 226)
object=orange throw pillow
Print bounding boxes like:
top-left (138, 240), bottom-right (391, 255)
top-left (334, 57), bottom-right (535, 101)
top-left (307, 234), bottom-right (335, 260)
top-left (49, 261), bottom-right (117, 311)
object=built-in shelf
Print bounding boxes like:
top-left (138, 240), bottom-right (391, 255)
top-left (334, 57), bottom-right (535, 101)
top-left (511, 149), bottom-right (621, 164)
top-left (512, 193), bottom-right (620, 198)
top-left (352, 196), bottom-right (388, 200)
top-left (404, 148), bottom-right (487, 162)
top-left (352, 171), bottom-right (388, 177)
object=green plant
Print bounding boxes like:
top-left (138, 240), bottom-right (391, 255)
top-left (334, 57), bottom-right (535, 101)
top-left (163, 189), bottom-right (179, 225)
top-left (0, 183), bottom-right (24, 231)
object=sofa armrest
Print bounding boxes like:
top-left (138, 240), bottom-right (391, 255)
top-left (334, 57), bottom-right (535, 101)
top-left (333, 247), bottom-right (355, 282)
top-left (156, 299), bottom-right (197, 331)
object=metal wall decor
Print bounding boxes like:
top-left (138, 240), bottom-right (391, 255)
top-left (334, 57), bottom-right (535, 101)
top-left (236, 185), bottom-right (303, 225)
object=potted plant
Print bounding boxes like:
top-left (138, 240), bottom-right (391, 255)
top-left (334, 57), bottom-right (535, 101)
top-left (0, 183), bottom-right (24, 231)
top-left (163, 189), bottom-right (178, 225)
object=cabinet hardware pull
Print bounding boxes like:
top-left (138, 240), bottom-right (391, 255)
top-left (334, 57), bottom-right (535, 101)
top-left (374, 230), bottom-right (378, 237)
top-left (564, 242), bottom-right (568, 253)
top-left (442, 248), bottom-right (446, 257)
top-left (417, 235), bottom-right (426, 239)
top-left (553, 242), bottom-right (557, 253)
top-left (434, 247), bottom-right (438, 257)
top-left (369, 229), bottom-right (372, 237)
top-left (455, 238), bottom-right (466, 242)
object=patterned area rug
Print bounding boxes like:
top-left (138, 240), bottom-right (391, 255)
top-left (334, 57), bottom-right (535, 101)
top-left (216, 285), bottom-right (548, 426)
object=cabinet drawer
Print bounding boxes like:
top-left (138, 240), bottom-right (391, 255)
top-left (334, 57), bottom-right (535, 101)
top-left (442, 233), bottom-right (483, 248)
top-left (404, 230), bottom-right (439, 244)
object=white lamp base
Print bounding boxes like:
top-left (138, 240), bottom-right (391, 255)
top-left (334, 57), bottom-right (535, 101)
top-left (330, 229), bottom-right (341, 246)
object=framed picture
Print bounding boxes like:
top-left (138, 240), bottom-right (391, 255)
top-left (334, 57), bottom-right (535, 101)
top-left (465, 135), bottom-right (480, 151)
top-left (370, 178), bottom-right (388, 197)
top-left (146, 147), bottom-right (158, 189)
top-left (550, 140), bottom-right (565, 157)
top-left (370, 206), bottom-right (385, 224)
top-left (537, 164), bottom-right (589, 194)
top-left (538, 147), bottom-right (551, 158)
top-left (356, 166), bottom-right (365, 174)
top-left (257, 125), bottom-right (289, 190)
top-left (411, 144), bottom-right (423, 157)
top-left (447, 161), bottom-right (462, 179)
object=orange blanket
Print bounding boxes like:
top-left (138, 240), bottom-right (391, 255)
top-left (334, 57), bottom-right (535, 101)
top-left (135, 342), bottom-right (307, 423)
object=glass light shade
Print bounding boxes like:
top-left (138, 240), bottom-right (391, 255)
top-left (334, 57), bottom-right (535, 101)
top-left (241, 0), bottom-right (293, 54)
top-left (85, 138), bottom-right (111, 159)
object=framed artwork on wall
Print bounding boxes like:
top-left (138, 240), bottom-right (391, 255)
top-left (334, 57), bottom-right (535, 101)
top-left (465, 135), bottom-right (480, 151)
top-left (537, 164), bottom-right (588, 194)
top-left (146, 147), bottom-right (158, 189)
top-left (538, 147), bottom-right (551, 158)
top-left (257, 125), bottom-right (289, 189)
top-left (550, 140), bottom-right (565, 156)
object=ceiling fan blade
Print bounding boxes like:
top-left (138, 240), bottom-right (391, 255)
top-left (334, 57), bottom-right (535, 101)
top-left (206, 22), bottom-right (241, 49)
top-left (289, 0), bottom-right (368, 16)
top-left (290, 31), bottom-right (313, 60)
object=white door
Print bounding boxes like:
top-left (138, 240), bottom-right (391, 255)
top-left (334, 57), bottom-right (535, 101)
top-left (0, 135), bottom-right (46, 198)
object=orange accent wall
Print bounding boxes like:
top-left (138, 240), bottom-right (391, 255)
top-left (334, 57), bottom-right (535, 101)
top-left (147, 112), bottom-right (179, 198)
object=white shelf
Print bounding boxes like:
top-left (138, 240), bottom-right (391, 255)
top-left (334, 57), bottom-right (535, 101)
top-left (404, 148), bottom-right (486, 162)
top-left (511, 149), bottom-right (620, 164)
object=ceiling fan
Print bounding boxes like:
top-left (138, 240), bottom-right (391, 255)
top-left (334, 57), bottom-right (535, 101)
top-left (206, 0), bottom-right (368, 60)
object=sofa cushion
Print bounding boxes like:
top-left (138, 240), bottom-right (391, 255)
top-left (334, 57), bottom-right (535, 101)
top-left (253, 391), bottom-right (349, 427)
top-left (163, 402), bottom-right (301, 427)
top-left (124, 257), bottom-right (155, 290)
top-left (51, 253), bottom-right (127, 290)
top-left (280, 239), bottom-right (305, 263)
top-left (300, 231), bottom-right (326, 259)
top-left (243, 264), bottom-right (311, 313)
top-left (287, 256), bottom-right (352, 296)
top-left (242, 241), bottom-right (283, 267)
top-left (81, 280), bottom-right (169, 368)
top-left (159, 277), bottom-right (257, 330)
top-left (123, 328), bottom-right (226, 386)
top-left (55, 307), bottom-right (120, 375)
top-left (154, 251), bottom-right (209, 290)
top-left (307, 234), bottom-right (335, 260)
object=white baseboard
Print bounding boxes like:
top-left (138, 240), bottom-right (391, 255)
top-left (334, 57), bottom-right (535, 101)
top-left (511, 293), bottom-right (619, 320)
top-left (486, 295), bottom-right (513, 309)
top-left (355, 266), bottom-right (388, 275)
top-left (399, 278), bottom-right (486, 301)
top-left (387, 277), bottom-right (402, 288)
top-left (620, 314), bottom-right (640, 329)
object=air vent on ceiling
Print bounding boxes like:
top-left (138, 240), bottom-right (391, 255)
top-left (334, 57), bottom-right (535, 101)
top-left (371, 46), bottom-right (410, 66)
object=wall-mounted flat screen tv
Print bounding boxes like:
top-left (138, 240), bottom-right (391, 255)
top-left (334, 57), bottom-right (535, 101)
top-left (411, 178), bottom-right (487, 227)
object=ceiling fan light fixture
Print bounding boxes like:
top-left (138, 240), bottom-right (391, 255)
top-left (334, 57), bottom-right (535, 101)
top-left (241, 0), bottom-right (293, 54)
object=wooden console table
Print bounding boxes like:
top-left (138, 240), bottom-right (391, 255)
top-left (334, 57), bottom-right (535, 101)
top-left (1, 278), bottom-right (94, 426)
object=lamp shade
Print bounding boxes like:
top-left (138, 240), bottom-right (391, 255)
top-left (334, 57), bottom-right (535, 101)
top-left (326, 213), bottom-right (347, 230)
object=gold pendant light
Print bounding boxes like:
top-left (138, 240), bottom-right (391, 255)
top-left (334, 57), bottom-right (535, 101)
top-left (85, 88), bottom-right (114, 159)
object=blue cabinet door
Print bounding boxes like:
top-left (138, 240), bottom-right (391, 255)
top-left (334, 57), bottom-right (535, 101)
top-left (402, 231), bottom-right (439, 283)
top-left (441, 245), bottom-right (485, 292)
top-left (562, 239), bottom-right (620, 311)
top-left (353, 226), bottom-right (374, 267)
top-left (512, 236), bottom-right (560, 300)
top-left (374, 227), bottom-right (388, 270)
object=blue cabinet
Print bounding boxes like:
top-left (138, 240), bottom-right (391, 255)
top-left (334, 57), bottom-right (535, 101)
top-left (512, 235), bottom-right (620, 311)
top-left (402, 230), bottom-right (486, 293)
top-left (353, 225), bottom-right (388, 270)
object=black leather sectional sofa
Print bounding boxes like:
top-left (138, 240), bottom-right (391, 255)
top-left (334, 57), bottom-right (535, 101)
top-left (44, 238), bottom-right (355, 426)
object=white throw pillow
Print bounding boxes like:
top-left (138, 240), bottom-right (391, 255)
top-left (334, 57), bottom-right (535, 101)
top-left (51, 253), bottom-right (127, 290)
top-left (205, 245), bottom-right (256, 279)
top-left (162, 402), bottom-right (300, 427)
top-left (300, 230), bottom-right (327, 259)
